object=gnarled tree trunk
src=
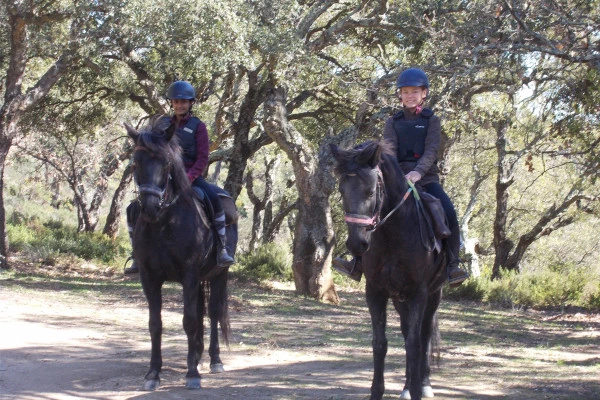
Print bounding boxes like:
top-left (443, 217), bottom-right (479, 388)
top-left (263, 86), bottom-right (340, 304)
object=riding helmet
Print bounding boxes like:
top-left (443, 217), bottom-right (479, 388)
top-left (396, 68), bottom-right (430, 89)
top-left (166, 81), bottom-right (196, 100)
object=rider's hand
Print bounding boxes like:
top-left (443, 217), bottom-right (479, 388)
top-left (406, 171), bottom-right (422, 183)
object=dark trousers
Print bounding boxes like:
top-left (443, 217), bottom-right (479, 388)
top-left (192, 176), bottom-right (223, 215)
top-left (423, 182), bottom-right (458, 229)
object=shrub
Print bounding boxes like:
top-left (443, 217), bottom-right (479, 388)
top-left (481, 266), bottom-right (599, 310)
top-left (579, 280), bottom-right (600, 311)
top-left (233, 242), bottom-right (292, 282)
top-left (444, 276), bottom-right (486, 301)
top-left (7, 216), bottom-right (129, 265)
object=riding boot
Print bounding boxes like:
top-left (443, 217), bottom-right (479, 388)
top-left (447, 225), bottom-right (469, 287)
top-left (124, 226), bottom-right (139, 274)
top-left (214, 211), bottom-right (234, 268)
top-left (332, 256), bottom-right (363, 282)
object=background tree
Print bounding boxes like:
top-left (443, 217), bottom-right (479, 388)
top-left (0, 0), bottom-right (116, 267)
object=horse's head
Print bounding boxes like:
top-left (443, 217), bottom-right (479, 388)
top-left (331, 140), bottom-right (385, 257)
top-left (125, 117), bottom-right (189, 222)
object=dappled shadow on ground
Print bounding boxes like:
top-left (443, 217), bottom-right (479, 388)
top-left (1, 268), bottom-right (599, 399)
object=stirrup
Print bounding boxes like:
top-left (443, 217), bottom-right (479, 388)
top-left (448, 266), bottom-right (469, 287)
top-left (123, 257), bottom-right (139, 274)
top-left (332, 257), bottom-right (362, 282)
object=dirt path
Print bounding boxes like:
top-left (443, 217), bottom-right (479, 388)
top-left (1, 269), bottom-right (599, 400)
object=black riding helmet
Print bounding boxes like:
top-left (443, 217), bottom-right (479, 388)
top-left (166, 81), bottom-right (196, 100)
top-left (396, 68), bottom-right (430, 89)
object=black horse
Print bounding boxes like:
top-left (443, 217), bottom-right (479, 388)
top-left (331, 140), bottom-right (446, 400)
top-left (125, 118), bottom-right (236, 390)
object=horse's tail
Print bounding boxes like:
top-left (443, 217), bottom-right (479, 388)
top-left (205, 273), bottom-right (232, 348)
top-left (429, 311), bottom-right (441, 367)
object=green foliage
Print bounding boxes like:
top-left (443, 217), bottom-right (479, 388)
top-left (7, 212), bottom-right (129, 265)
top-left (474, 266), bottom-right (600, 311)
top-left (444, 276), bottom-right (486, 302)
top-left (232, 243), bottom-right (292, 283)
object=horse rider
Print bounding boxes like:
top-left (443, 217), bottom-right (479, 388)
top-left (333, 68), bottom-right (469, 287)
top-left (124, 80), bottom-right (234, 274)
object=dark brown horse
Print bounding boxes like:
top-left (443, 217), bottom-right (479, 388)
top-left (331, 140), bottom-right (446, 400)
top-left (125, 118), bottom-right (236, 391)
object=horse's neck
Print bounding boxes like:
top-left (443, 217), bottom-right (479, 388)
top-left (381, 165), bottom-right (410, 207)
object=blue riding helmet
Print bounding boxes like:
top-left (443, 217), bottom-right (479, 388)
top-left (396, 68), bottom-right (430, 89)
top-left (166, 81), bottom-right (196, 100)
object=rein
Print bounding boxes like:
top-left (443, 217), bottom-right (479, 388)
top-left (371, 182), bottom-right (414, 231)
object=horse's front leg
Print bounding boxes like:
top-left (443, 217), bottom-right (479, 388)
top-left (366, 283), bottom-right (388, 400)
top-left (402, 287), bottom-right (428, 400)
top-left (182, 275), bottom-right (202, 389)
top-left (419, 290), bottom-right (442, 399)
top-left (208, 272), bottom-right (228, 373)
top-left (141, 276), bottom-right (163, 391)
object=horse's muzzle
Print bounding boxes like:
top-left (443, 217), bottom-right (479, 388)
top-left (139, 196), bottom-right (163, 222)
top-left (345, 227), bottom-right (370, 256)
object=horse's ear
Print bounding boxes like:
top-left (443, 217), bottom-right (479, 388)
top-left (124, 123), bottom-right (139, 142)
top-left (165, 123), bottom-right (176, 141)
top-left (368, 144), bottom-right (382, 168)
top-left (357, 141), bottom-right (381, 168)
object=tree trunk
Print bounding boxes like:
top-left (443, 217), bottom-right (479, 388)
top-left (223, 67), bottom-right (272, 200)
top-left (0, 137), bottom-right (11, 268)
top-left (103, 164), bottom-right (134, 238)
top-left (492, 119), bottom-right (515, 279)
top-left (263, 198), bottom-right (297, 244)
top-left (263, 86), bottom-right (339, 304)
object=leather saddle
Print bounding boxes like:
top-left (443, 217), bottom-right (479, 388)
top-left (192, 183), bottom-right (239, 226)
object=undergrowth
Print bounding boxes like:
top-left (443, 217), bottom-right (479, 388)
top-left (6, 210), bottom-right (129, 268)
top-left (445, 265), bottom-right (600, 311)
top-left (5, 210), bottom-right (600, 311)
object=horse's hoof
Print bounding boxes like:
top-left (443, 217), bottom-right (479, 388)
top-left (185, 377), bottom-right (201, 389)
top-left (210, 363), bottom-right (225, 373)
top-left (143, 379), bottom-right (160, 391)
top-left (400, 386), bottom-right (434, 399)
top-left (423, 385), bottom-right (435, 397)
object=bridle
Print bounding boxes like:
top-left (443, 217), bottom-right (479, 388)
top-left (343, 166), bottom-right (414, 232)
top-left (134, 147), bottom-right (180, 211)
top-left (343, 167), bottom-right (384, 231)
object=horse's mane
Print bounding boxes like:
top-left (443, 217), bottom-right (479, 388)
top-left (136, 115), bottom-right (193, 201)
top-left (334, 140), bottom-right (397, 176)
top-left (334, 139), bottom-right (408, 200)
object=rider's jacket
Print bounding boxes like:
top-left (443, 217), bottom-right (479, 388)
top-left (383, 107), bottom-right (441, 185)
top-left (175, 117), bottom-right (202, 165)
top-left (392, 108), bottom-right (433, 163)
top-left (163, 114), bottom-right (209, 182)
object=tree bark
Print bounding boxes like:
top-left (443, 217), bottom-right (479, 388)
top-left (223, 66), bottom-right (272, 200)
top-left (103, 164), bottom-right (134, 238)
top-left (263, 86), bottom-right (340, 304)
top-left (491, 118), bottom-right (514, 279)
top-left (0, 137), bottom-right (12, 268)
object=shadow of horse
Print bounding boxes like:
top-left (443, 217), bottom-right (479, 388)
top-left (331, 140), bottom-right (447, 400)
top-left (125, 117), bottom-right (237, 391)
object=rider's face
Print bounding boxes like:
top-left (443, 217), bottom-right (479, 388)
top-left (398, 86), bottom-right (427, 110)
top-left (171, 99), bottom-right (192, 116)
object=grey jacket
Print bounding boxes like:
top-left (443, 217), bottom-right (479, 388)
top-left (382, 107), bottom-right (441, 185)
